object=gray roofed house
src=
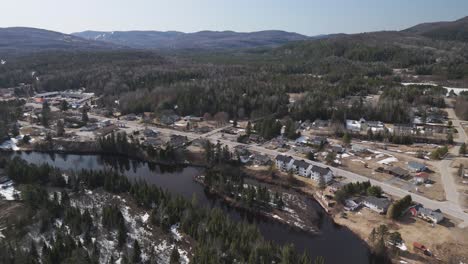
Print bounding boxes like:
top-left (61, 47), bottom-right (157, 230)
top-left (312, 136), bottom-right (327, 146)
top-left (410, 205), bottom-right (444, 224)
top-left (168, 135), bottom-right (188, 148)
top-left (252, 154), bottom-right (271, 166)
top-left (292, 159), bottom-right (311, 177)
top-left (309, 165), bottom-right (333, 183)
top-left (331, 144), bottom-right (345, 154)
top-left (387, 166), bottom-right (409, 178)
top-left (408, 161), bottom-right (428, 172)
top-left (275, 155), bottom-right (294, 171)
top-left (351, 144), bottom-right (367, 153)
top-left (362, 196), bottom-right (391, 214)
top-left (143, 128), bottom-right (159, 138)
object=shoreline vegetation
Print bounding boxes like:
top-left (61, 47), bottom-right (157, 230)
top-left (1, 157), bottom-right (327, 263)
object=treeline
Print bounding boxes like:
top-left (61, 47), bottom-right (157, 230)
top-left (334, 181), bottom-right (382, 203)
top-left (3, 158), bottom-right (319, 263)
top-left (204, 164), bottom-right (284, 209)
top-left (387, 195), bottom-right (412, 219)
top-left (0, 100), bottom-right (24, 140)
top-left (455, 91), bottom-right (468, 120)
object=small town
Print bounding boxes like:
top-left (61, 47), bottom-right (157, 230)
top-left (1, 3), bottom-right (468, 264)
top-left (1, 78), bottom-right (468, 263)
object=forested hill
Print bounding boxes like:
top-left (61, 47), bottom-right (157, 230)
top-left (72, 30), bottom-right (309, 50)
top-left (0, 27), bottom-right (122, 58)
top-left (404, 16), bottom-right (468, 42)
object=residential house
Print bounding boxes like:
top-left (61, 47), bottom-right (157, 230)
top-left (387, 166), bottom-right (409, 178)
top-left (168, 135), bottom-right (188, 148)
top-left (365, 121), bottom-right (385, 133)
top-left (414, 172), bottom-right (430, 184)
top-left (346, 119), bottom-right (361, 132)
top-left (294, 146), bottom-right (315, 155)
top-left (275, 155), bottom-right (294, 171)
top-left (291, 160), bottom-right (312, 177)
top-left (351, 144), bottom-right (367, 153)
top-left (410, 205), bottom-right (444, 224)
top-left (309, 165), bottom-right (333, 183)
top-left (160, 114), bottom-right (180, 126)
top-left (312, 119), bottom-right (329, 128)
top-left (362, 196), bottom-right (391, 214)
top-left (142, 138), bottom-right (163, 148)
top-left (295, 136), bottom-right (309, 146)
top-left (331, 144), bottom-right (345, 154)
top-left (408, 161), bottom-right (428, 172)
top-left (300, 120), bottom-right (312, 130)
top-left (252, 154), bottom-right (271, 166)
top-left (123, 114), bottom-right (138, 121)
top-left (94, 125), bottom-right (118, 137)
top-left (143, 128), bottom-right (159, 138)
top-left (311, 136), bottom-right (327, 146)
top-left (393, 124), bottom-right (414, 135)
top-left (249, 134), bottom-right (263, 143)
top-left (344, 198), bottom-right (361, 211)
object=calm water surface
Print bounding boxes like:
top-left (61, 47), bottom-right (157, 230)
top-left (9, 151), bottom-right (371, 263)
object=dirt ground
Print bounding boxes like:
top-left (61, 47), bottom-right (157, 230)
top-left (334, 207), bottom-right (468, 264)
top-left (451, 159), bottom-right (468, 208)
top-left (339, 151), bottom-right (446, 201)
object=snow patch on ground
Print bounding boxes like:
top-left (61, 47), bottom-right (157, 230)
top-left (170, 223), bottom-right (183, 241)
top-left (141, 213), bottom-right (149, 223)
top-left (0, 181), bottom-right (19, 200)
top-left (378, 157), bottom-right (398, 165)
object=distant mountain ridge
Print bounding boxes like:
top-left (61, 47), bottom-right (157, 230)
top-left (72, 30), bottom-right (309, 50)
top-left (0, 27), bottom-right (121, 57)
top-left (404, 16), bottom-right (468, 42)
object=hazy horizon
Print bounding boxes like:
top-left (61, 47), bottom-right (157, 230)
top-left (1, 0), bottom-right (467, 36)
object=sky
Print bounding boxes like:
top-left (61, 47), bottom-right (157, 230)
top-left (1, 0), bottom-right (467, 36)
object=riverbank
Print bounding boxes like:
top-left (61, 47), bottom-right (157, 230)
top-left (7, 138), bottom-right (208, 168)
top-left (4, 150), bottom-right (374, 263)
top-left (193, 174), bottom-right (319, 233)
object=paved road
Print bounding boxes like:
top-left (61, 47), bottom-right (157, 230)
top-left (206, 135), bottom-right (468, 227)
top-left (51, 110), bottom-right (468, 227)
top-left (436, 108), bottom-right (467, 209)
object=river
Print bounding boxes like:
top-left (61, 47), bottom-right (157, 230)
top-left (7, 151), bottom-right (372, 263)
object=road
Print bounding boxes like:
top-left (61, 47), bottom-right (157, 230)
top-left (435, 108), bottom-right (467, 209)
top-left (29, 104), bottom-right (468, 227)
top-left (90, 115), bottom-right (468, 227)
top-left (205, 135), bottom-right (468, 227)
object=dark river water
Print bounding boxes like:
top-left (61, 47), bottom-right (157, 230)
top-left (8, 151), bottom-right (371, 263)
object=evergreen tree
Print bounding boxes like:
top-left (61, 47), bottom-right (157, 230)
top-left (246, 121), bottom-right (252, 136)
top-left (131, 240), bottom-right (141, 263)
top-left (342, 132), bottom-right (351, 145)
top-left (56, 120), bottom-right (65, 137)
top-left (59, 100), bottom-right (69, 112)
top-left (170, 246), bottom-right (180, 264)
top-left (460, 143), bottom-right (466, 156)
top-left (41, 100), bottom-right (51, 127)
top-left (318, 174), bottom-right (326, 190)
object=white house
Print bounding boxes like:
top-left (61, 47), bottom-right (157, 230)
top-left (362, 196), bottom-right (391, 214)
top-left (346, 119), bottom-right (361, 132)
top-left (275, 155), bottom-right (294, 171)
top-left (291, 160), bottom-right (312, 177)
top-left (309, 165), bottom-right (334, 183)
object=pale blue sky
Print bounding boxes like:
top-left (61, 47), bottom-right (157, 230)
top-left (1, 0), bottom-right (467, 35)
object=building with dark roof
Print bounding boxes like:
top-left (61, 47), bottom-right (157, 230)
top-left (275, 155), bottom-right (294, 171)
top-left (291, 159), bottom-right (311, 177)
top-left (362, 196), bottom-right (391, 214)
top-left (309, 165), bottom-right (333, 183)
top-left (408, 161), bottom-right (428, 172)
